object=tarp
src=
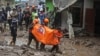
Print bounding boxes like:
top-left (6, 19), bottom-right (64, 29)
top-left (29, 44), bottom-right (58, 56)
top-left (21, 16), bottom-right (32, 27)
top-left (31, 24), bottom-right (62, 45)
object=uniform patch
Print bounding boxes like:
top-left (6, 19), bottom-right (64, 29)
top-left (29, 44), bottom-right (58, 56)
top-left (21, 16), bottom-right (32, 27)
top-left (38, 26), bottom-right (45, 34)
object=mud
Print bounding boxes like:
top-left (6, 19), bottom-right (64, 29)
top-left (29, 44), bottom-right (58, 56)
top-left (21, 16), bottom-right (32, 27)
top-left (0, 29), bottom-right (100, 56)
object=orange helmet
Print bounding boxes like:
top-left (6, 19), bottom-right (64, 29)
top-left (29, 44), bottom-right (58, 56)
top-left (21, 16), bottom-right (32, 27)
top-left (44, 18), bottom-right (49, 23)
top-left (33, 19), bottom-right (39, 24)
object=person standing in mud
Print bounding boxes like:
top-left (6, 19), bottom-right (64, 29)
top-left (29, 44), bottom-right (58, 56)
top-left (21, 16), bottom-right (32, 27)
top-left (38, 2), bottom-right (43, 13)
top-left (23, 7), bottom-right (31, 31)
top-left (2, 8), bottom-right (7, 31)
top-left (17, 7), bottom-right (23, 30)
top-left (6, 3), bottom-right (11, 13)
top-left (10, 8), bottom-right (18, 45)
top-left (6, 3), bottom-right (12, 30)
top-left (31, 6), bottom-right (38, 20)
top-left (25, 3), bottom-right (29, 7)
top-left (0, 11), bottom-right (5, 32)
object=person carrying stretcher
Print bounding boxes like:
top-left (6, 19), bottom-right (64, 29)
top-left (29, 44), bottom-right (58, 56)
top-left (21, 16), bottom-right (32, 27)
top-left (50, 27), bottom-right (63, 53)
top-left (27, 16), bottom-right (40, 50)
top-left (40, 18), bottom-right (49, 50)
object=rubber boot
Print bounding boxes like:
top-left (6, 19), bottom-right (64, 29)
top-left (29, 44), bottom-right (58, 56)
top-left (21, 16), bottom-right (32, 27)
top-left (40, 43), bottom-right (45, 51)
top-left (12, 42), bottom-right (15, 46)
top-left (10, 41), bottom-right (13, 45)
top-left (55, 45), bottom-right (62, 54)
top-left (10, 40), bottom-right (15, 46)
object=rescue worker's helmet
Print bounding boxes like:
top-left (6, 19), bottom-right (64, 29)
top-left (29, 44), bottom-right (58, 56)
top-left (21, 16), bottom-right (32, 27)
top-left (44, 18), bottom-right (49, 23)
top-left (33, 19), bottom-right (39, 24)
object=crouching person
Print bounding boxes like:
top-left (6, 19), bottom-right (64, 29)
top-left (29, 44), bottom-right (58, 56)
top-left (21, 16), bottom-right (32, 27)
top-left (27, 16), bottom-right (40, 49)
top-left (50, 28), bottom-right (63, 54)
top-left (10, 18), bottom-right (17, 45)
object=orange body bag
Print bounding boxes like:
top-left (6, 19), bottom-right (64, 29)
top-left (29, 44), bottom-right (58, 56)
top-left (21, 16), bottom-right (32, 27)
top-left (31, 24), bottom-right (63, 45)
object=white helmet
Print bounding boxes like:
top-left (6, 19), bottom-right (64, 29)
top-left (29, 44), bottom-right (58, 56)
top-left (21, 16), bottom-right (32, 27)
top-left (40, 8), bottom-right (43, 11)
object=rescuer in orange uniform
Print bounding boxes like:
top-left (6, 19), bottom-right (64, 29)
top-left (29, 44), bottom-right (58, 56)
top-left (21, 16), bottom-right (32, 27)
top-left (40, 18), bottom-right (49, 50)
top-left (27, 16), bottom-right (40, 50)
top-left (50, 27), bottom-right (63, 53)
top-left (40, 19), bottom-right (63, 53)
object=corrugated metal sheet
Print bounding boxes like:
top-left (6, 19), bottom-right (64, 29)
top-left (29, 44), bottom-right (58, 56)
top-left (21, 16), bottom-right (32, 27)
top-left (53, 0), bottom-right (77, 11)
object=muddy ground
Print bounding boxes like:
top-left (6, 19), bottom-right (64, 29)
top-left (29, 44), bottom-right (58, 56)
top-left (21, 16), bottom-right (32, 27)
top-left (0, 29), bottom-right (100, 56)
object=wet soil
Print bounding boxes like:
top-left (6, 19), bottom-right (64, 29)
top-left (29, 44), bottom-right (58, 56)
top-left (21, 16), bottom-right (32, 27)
top-left (0, 29), bottom-right (100, 56)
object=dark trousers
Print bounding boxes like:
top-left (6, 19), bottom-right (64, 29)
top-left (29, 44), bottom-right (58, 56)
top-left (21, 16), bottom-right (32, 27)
top-left (27, 32), bottom-right (39, 49)
top-left (4, 21), bottom-right (7, 30)
top-left (18, 19), bottom-right (23, 30)
top-left (50, 45), bottom-right (59, 52)
top-left (40, 43), bottom-right (45, 50)
top-left (24, 17), bottom-right (30, 30)
top-left (11, 26), bottom-right (17, 44)
top-left (8, 19), bottom-right (12, 30)
top-left (12, 35), bottom-right (16, 44)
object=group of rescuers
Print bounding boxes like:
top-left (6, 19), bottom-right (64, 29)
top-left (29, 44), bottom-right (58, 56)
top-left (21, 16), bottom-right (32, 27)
top-left (4, 2), bottom-right (63, 53)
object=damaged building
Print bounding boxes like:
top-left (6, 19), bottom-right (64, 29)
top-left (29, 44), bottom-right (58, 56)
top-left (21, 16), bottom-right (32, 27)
top-left (46, 0), bottom-right (100, 36)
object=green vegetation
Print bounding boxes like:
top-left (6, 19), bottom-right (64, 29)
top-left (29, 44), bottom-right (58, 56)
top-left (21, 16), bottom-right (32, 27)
top-left (46, 0), bottom-right (54, 11)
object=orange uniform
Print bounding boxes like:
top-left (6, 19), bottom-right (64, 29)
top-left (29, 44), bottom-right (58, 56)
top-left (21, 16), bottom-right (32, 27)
top-left (54, 30), bottom-right (62, 38)
top-left (33, 19), bottom-right (39, 24)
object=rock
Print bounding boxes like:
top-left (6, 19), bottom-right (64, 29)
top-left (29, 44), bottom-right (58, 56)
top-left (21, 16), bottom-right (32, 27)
top-left (0, 41), bottom-right (4, 45)
top-left (85, 41), bottom-right (95, 47)
top-left (55, 54), bottom-right (62, 56)
top-left (3, 33), bottom-right (10, 36)
top-left (13, 45), bottom-right (21, 49)
top-left (0, 48), bottom-right (4, 51)
top-left (22, 54), bottom-right (28, 56)
top-left (49, 54), bottom-right (56, 56)
top-left (79, 39), bottom-right (89, 45)
top-left (81, 41), bottom-right (87, 45)
top-left (20, 45), bottom-right (29, 50)
top-left (75, 40), bottom-right (80, 45)
top-left (28, 50), bottom-right (34, 55)
top-left (34, 52), bottom-right (41, 56)
top-left (13, 49), bottom-right (24, 56)
top-left (62, 51), bottom-right (66, 54)
top-left (0, 40), bottom-right (7, 46)
top-left (5, 52), bottom-right (19, 56)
